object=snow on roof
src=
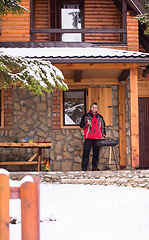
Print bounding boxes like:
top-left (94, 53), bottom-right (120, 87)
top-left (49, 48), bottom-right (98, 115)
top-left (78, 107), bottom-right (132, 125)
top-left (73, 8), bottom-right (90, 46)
top-left (0, 47), bottom-right (149, 60)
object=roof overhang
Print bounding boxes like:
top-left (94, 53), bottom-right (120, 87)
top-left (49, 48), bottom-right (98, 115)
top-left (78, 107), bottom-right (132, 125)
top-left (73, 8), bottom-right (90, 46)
top-left (0, 47), bottom-right (149, 64)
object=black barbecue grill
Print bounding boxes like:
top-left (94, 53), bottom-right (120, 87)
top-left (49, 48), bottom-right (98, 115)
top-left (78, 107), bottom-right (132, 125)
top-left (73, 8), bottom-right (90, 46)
top-left (96, 138), bottom-right (119, 170)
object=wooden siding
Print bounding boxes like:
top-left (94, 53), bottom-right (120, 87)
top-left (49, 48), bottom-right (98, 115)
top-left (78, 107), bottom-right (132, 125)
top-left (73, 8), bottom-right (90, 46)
top-left (34, 0), bottom-right (49, 41)
top-left (127, 13), bottom-right (139, 51)
top-left (85, 0), bottom-right (122, 42)
top-left (87, 87), bottom-right (112, 126)
top-left (138, 66), bottom-right (149, 97)
top-left (139, 97), bottom-right (149, 168)
top-left (0, 0), bottom-right (30, 41)
top-left (0, 0), bottom-right (140, 50)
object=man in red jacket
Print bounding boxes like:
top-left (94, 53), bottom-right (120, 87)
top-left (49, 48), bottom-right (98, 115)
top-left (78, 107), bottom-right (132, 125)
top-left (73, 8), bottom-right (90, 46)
top-left (80, 102), bottom-right (106, 171)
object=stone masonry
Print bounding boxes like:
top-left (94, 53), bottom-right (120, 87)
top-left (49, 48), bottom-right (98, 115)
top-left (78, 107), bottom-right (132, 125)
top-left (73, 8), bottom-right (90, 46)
top-left (0, 84), bottom-right (131, 171)
top-left (9, 170), bottom-right (149, 189)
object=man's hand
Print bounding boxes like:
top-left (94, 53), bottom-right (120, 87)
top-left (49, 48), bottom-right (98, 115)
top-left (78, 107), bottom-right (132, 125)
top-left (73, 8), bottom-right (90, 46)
top-left (87, 120), bottom-right (92, 126)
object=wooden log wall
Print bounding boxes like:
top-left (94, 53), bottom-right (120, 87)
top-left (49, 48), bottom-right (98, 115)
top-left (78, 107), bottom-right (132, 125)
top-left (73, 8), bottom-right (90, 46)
top-left (85, 0), bottom-right (122, 42)
top-left (34, 0), bottom-right (49, 41)
top-left (138, 97), bottom-right (149, 168)
top-left (138, 67), bottom-right (149, 97)
top-left (127, 13), bottom-right (139, 51)
top-left (0, 0), bottom-right (30, 41)
top-left (0, 0), bottom-right (141, 49)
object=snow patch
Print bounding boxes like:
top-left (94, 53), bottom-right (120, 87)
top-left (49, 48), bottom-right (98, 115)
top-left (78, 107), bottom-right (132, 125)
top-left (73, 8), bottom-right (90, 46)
top-left (0, 168), bottom-right (9, 176)
top-left (9, 176), bottom-right (34, 188)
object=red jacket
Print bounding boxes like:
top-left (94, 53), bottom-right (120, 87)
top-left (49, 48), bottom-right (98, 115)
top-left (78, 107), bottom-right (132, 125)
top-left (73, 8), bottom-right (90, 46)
top-left (80, 111), bottom-right (106, 139)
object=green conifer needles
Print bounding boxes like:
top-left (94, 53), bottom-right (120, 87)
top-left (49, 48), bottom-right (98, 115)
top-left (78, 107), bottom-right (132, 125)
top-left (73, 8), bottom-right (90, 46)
top-left (0, 53), bottom-right (68, 95)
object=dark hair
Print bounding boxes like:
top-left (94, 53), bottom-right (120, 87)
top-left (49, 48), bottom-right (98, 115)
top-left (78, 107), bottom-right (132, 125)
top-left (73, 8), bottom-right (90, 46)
top-left (90, 102), bottom-right (99, 109)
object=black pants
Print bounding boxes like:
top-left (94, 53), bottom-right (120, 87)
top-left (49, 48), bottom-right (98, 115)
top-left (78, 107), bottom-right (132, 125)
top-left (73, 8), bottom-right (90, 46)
top-left (82, 139), bottom-right (100, 171)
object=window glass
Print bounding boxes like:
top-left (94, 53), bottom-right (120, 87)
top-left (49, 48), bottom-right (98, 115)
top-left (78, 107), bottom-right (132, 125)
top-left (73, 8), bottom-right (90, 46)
top-left (61, 4), bottom-right (81, 42)
top-left (63, 90), bottom-right (85, 125)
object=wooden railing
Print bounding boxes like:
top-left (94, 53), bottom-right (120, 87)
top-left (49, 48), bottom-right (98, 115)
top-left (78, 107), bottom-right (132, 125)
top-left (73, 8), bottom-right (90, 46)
top-left (31, 28), bottom-right (127, 34)
top-left (30, 28), bottom-right (127, 44)
top-left (0, 170), bottom-right (40, 240)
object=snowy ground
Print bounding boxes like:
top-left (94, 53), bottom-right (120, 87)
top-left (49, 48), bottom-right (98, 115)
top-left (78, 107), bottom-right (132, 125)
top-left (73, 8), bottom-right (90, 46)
top-left (10, 183), bottom-right (149, 240)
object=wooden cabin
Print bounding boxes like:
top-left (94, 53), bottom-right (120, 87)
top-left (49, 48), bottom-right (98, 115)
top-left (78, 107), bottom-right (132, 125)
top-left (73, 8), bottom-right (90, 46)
top-left (0, 0), bottom-right (149, 171)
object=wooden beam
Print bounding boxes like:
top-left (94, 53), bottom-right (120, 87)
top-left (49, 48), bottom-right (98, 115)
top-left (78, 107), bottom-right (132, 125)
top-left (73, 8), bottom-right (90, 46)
top-left (28, 153), bottom-right (38, 162)
top-left (30, 0), bottom-right (34, 41)
top-left (130, 67), bottom-right (139, 169)
top-left (38, 148), bottom-right (42, 171)
top-left (118, 69), bottom-right (130, 81)
top-left (74, 70), bottom-right (83, 82)
top-left (30, 28), bottom-right (127, 34)
top-left (0, 143), bottom-right (51, 148)
top-left (122, 0), bottom-right (127, 42)
top-left (66, 78), bottom-right (118, 86)
top-left (142, 65), bottom-right (149, 77)
top-left (54, 63), bottom-right (138, 70)
top-left (0, 161), bottom-right (44, 165)
top-left (118, 82), bottom-right (126, 168)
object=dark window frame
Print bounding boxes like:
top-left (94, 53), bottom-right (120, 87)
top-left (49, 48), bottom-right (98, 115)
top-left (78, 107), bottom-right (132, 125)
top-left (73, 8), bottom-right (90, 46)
top-left (60, 0), bottom-right (84, 41)
top-left (60, 0), bottom-right (84, 26)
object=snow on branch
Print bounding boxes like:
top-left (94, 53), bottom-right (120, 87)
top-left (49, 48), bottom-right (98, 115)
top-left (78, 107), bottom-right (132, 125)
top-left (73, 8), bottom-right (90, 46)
top-left (0, 0), bottom-right (29, 17)
top-left (135, 13), bottom-right (149, 35)
top-left (0, 53), bottom-right (68, 95)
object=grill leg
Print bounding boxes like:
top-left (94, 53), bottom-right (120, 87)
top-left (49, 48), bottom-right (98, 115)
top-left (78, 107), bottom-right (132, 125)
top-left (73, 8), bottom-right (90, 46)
top-left (112, 147), bottom-right (119, 170)
top-left (109, 146), bottom-right (112, 169)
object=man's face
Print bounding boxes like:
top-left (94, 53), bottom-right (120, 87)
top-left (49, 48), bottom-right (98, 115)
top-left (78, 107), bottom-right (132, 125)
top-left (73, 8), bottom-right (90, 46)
top-left (91, 104), bottom-right (98, 114)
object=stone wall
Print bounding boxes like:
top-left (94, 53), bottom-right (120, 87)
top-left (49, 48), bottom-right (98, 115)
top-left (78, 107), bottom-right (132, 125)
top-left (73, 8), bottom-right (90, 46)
top-left (9, 170), bottom-right (149, 189)
top-left (51, 85), bottom-right (121, 171)
top-left (0, 86), bottom-right (52, 171)
top-left (0, 84), bottom-right (131, 171)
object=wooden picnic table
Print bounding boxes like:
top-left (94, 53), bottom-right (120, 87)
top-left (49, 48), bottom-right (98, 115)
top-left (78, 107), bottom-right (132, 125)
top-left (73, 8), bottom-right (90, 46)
top-left (0, 142), bottom-right (51, 171)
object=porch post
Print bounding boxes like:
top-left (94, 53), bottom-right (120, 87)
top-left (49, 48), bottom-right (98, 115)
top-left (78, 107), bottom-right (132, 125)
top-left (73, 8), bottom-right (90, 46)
top-left (130, 67), bottom-right (139, 169)
top-left (118, 82), bottom-right (126, 168)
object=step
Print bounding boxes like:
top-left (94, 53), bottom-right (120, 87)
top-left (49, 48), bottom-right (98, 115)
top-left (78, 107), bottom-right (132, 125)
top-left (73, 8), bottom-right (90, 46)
top-left (9, 170), bottom-right (149, 189)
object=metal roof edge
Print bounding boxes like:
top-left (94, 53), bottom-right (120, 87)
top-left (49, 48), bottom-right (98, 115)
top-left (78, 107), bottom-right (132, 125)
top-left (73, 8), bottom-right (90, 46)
top-left (48, 58), bottom-right (149, 64)
top-left (127, 0), bottom-right (147, 15)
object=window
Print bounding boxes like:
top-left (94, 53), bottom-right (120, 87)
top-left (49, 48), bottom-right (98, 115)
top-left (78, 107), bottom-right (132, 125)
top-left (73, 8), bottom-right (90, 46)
top-left (0, 90), bottom-right (4, 128)
top-left (61, 4), bottom-right (82, 42)
top-left (34, 0), bottom-right (84, 42)
top-left (63, 89), bottom-right (86, 126)
top-left (60, 87), bottom-right (112, 128)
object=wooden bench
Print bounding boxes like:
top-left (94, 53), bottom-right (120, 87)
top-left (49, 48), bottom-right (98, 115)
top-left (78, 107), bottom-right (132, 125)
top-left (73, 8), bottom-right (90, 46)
top-left (0, 142), bottom-right (51, 171)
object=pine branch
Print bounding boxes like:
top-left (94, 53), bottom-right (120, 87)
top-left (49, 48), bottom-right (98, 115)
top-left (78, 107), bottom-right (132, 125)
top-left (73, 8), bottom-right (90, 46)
top-left (0, 0), bottom-right (29, 18)
top-left (0, 53), bottom-right (68, 95)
